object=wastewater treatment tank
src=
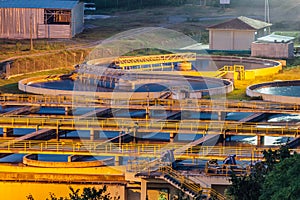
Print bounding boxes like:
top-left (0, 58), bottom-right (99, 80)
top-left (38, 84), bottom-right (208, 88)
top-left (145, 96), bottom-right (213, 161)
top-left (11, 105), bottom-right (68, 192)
top-left (246, 80), bottom-right (300, 104)
top-left (18, 55), bottom-right (281, 99)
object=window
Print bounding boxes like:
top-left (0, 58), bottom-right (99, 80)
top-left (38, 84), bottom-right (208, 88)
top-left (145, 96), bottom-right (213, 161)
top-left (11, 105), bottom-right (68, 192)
top-left (44, 9), bottom-right (71, 25)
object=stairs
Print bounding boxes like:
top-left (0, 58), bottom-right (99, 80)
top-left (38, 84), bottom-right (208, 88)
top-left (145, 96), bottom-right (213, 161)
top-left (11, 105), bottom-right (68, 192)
top-left (218, 64), bottom-right (245, 80)
top-left (216, 71), bottom-right (227, 78)
top-left (159, 90), bottom-right (172, 99)
top-left (159, 166), bottom-right (226, 200)
top-left (160, 166), bottom-right (202, 199)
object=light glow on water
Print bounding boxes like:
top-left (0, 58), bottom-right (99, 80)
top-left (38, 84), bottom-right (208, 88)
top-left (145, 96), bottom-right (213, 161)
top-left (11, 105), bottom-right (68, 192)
top-left (241, 136), bottom-right (288, 146)
top-left (268, 114), bottom-right (300, 123)
top-left (255, 85), bottom-right (300, 97)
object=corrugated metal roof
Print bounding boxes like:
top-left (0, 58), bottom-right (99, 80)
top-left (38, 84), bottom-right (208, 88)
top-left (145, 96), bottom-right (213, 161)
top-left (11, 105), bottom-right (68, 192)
top-left (238, 16), bottom-right (272, 30)
top-left (207, 16), bottom-right (272, 30)
top-left (0, 0), bottom-right (79, 9)
top-left (257, 34), bottom-right (295, 43)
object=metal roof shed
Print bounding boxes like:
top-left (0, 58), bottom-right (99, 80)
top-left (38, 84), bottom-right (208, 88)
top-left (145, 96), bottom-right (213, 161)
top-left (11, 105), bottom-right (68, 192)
top-left (257, 34), bottom-right (295, 43)
top-left (0, 0), bottom-right (84, 39)
top-left (252, 34), bottom-right (295, 59)
top-left (207, 16), bottom-right (272, 50)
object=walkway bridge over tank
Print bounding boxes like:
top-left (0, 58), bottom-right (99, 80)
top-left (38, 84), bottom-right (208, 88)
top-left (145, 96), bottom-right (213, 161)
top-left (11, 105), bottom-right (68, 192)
top-left (2, 94), bottom-right (300, 114)
top-left (0, 139), bottom-right (299, 160)
top-left (0, 116), bottom-right (299, 138)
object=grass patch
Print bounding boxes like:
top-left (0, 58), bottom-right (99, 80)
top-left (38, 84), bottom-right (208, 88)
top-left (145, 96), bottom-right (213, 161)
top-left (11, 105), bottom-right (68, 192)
top-left (226, 63), bottom-right (300, 100)
top-left (226, 88), bottom-right (251, 101)
top-left (4, 49), bottom-right (90, 77)
top-left (124, 48), bottom-right (171, 56)
top-left (0, 39), bottom-right (76, 61)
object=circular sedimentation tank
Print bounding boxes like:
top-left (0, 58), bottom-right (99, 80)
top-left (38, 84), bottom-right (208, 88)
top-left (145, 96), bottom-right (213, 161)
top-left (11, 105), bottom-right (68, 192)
top-left (246, 80), bottom-right (300, 104)
top-left (23, 154), bottom-right (114, 168)
top-left (18, 55), bottom-right (281, 99)
top-left (18, 74), bottom-right (232, 99)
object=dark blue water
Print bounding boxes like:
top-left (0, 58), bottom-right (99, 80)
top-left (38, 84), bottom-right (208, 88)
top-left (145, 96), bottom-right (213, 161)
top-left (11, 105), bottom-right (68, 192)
top-left (0, 106), bottom-right (24, 114)
top-left (0, 154), bottom-right (25, 163)
top-left (156, 111), bottom-right (224, 120)
top-left (186, 112), bottom-right (218, 120)
top-left (29, 79), bottom-right (225, 92)
top-left (31, 79), bottom-right (74, 90)
top-left (72, 108), bottom-right (95, 116)
top-left (113, 110), bottom-right (145, 118)
top-left (65, 130), bottom-right (168, 140)
top-left (177, 134), bottom-right (203, 141)
top-left (226, 112), bottom-right (254, 121)
top-left (38, 154), bottom-right (69, 162)
top-left (12, 128), bottom-right (36, 136)
top-left (115, 59), bottom-right (274, 71)
top-left (134, 83), bottom-right (167, 92)
top-left (0, 106), bottom-right (15, 112)
top-left (0, 128), bottom-right (35, 136)
top-left (67, 130), bottom-right (90, 138)
top-left (80, 156), bottom-right (113, 162)
top-left (255, 86), bottom-right (300, 97)
top-left (37, 107), bottom-right (66, 115)
top-left (134, 81), bottom-right (223, 92)
top-left (194, 60), bottom-right (274, 71)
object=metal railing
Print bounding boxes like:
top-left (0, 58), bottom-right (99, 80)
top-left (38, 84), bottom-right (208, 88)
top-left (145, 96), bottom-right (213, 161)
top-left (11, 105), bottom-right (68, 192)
top-left (0, 116), bottom-right (299, 137)
top-left (159, 166), bottom-right (226, 200)
top-left (1, 94), bottom-right (300, 113)
top-left (0, 139), bottom-right (296, 160)
top-left (114, 53), bottom-right (196, 68)
top-left (205, 163), bottom-right (251, 177)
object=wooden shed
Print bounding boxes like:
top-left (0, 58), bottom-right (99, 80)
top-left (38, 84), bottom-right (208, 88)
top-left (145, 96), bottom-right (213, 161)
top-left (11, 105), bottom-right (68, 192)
top-left (207, 16), bottom-right (272, 50)
top-left (0, 0), bottom-right (84, 39)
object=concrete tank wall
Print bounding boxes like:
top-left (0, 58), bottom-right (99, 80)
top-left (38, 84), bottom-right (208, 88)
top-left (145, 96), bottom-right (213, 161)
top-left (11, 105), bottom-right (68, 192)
top-left (18, 76), bottom-right (163, 99)
top-left (23, 154), bottom-right (112, 168)
top-left (246, 80), bottom-right (300, 105)
top-left (19, 75), bottom-right (233, 99)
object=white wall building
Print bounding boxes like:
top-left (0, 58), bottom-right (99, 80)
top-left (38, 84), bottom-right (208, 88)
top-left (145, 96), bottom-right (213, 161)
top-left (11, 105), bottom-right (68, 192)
top-left (207, 16), bottom-right (271, 50)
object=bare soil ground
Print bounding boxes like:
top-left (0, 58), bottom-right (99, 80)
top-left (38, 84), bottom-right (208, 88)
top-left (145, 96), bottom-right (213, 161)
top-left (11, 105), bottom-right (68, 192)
top-left (1, 1), bottom-right (299, 56)
top-left (78, 0), bottom-right (300, 42)
top-left (0, 0), bottom-right (299, 96)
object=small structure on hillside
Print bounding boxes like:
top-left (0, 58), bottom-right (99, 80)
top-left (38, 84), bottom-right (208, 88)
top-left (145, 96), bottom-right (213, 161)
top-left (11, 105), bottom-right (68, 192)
top-left (207, 16), bottom-right (271, 50)
top-left (251, 34), bottom-right (295, 59)
top-left (0, 0), bottom-right (84, 39)
top-left (220, 0), bottom-right (231, 5)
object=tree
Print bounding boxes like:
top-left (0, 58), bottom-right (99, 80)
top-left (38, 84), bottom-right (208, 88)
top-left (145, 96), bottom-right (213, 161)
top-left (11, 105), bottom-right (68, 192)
top-left (226, 145), bottom-right (292, 200)
top-left (262, 145), bottom-right (291, 172)
top-left (47, 193), bottom-right (66, 200)
top-left (158, 192), bottom-right (167, 200)
top-left (27, 186), bottom-right (120, 200)
top-left (225, 164), bottom-right (264, 200)
top-left (259, 154), bottom-right (300, 200)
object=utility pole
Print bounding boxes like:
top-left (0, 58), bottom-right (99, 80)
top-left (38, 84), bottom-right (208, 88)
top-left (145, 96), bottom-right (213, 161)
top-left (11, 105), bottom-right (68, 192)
top-left (264, 0), bottom-right (270, 23)
top-left (30, 13), bottom-right (34, 51)
top-left (264, 0), bottom-right (270, 34)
